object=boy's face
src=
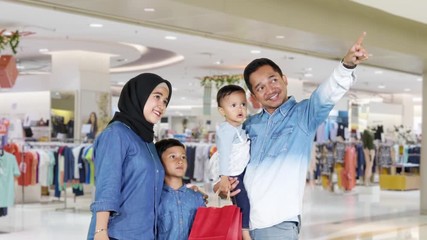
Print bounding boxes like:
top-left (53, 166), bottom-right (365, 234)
top-left (161, 146), bottom-right (187, 178)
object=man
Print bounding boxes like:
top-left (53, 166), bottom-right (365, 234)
top-left (215, 32), bottom-right (368, 239)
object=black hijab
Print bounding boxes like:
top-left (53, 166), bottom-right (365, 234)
top-left (109, 73), bottom-right (172, 142)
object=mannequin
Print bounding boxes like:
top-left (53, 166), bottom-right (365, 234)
top-left (362, 129), bottom-right (375, 186)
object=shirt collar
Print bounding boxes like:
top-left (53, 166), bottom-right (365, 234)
top-left (163, 183), bottom-right (187, 192)
top-left (258, 96), bottom-right (296, 119)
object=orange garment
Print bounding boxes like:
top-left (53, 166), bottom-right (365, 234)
top-left (3, 143), bottom-right (21, 164)
top-left (209, 145), bottom-right (217, 158)
top-left (18, 152), bottom-right (34, 186)
top-left (31, 151), bottom-right (38, 185)
top-left (341, 146), bottom-right (356, 191)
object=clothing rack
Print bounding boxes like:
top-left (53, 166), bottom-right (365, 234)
top-left (22, 141), bottom-right (85, 212)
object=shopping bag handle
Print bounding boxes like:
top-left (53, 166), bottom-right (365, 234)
top-left (215, 189), bottom-right (231, 201)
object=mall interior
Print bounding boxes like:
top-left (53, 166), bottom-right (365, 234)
top-left (1, 0), bottom-right (427, 239)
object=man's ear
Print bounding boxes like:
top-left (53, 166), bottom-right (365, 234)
top-left (282, 75), bottom-right (288, 86)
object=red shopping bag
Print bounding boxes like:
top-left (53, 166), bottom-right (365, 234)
top-left (189, 205), bottom-right (242, 240)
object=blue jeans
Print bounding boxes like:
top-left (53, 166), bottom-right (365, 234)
top-left (250, 221), bottom-right (299, 240)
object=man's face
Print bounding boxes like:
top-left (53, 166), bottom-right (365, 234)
top-left (249, 65), bottom-right (288, 114)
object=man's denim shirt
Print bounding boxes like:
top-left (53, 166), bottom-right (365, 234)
top-left (243, 63), bottom-right (356, 229)
top-left (157, 184), bottom-right (205, 240)
top-left (87, 121), bottom-right (164, 240)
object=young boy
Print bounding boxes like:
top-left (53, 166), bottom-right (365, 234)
top-left (155, 138), bottom-right (205, 240)
top-left (216, 84), bottom-right (251, 240)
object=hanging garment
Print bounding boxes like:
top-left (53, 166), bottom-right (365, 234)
top-left (341, 146), bottom-right (356, 191)
top-left (0, 152), bottom-right (20, 207)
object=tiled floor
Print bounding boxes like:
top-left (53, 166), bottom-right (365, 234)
top-left (1, 184), bottom-right (427, 240)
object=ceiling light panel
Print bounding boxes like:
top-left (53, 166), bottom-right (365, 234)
top-left (89, 23), bottom-right (103, 28)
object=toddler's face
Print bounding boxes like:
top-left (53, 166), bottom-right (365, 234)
top-left (219, 91), bottom-right (247, 127)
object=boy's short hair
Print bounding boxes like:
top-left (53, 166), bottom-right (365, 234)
top-left (216, 84), bottom-right (246, 107)
top-left (155, 138), bottom-right (185, 159)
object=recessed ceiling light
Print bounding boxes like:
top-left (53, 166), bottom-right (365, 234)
top-left (303, 73), bottom-right (313, 78)
top-left (404, 88), bottom-right (411, 92)
top-left (377, 84), bottom-right (385, 89)
top-left (370, 97), bottom-right (383, 102)
top-left (144, 8), bottom-right (155, 12)
top-left (39, 48), bottom-right (49, 53)
top-left (250, 50), bottom-right (261, 54)
top-left (165, 36), bottom-right (177, 40)
top-left (118, 81), bottom-right (125, 86)
top-left (374, 70), bottom-right (383, 74)
top-left (89, 23), bottom-right (103, 28)
top-left (180, 97), bottom-right (186, 100)
top-left (172, 87), bottom-right (178, 91)
top-left (215, 60), bottom-right (223, 65)
top-left (416, 77), bottom-right (422, 82)
top-left (413, 97), bottom-right (422, 102)
top-left (275, 35), bottom-right (285, 39)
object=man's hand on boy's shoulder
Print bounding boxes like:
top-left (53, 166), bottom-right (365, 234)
top-left (186, 183), bottom-right (209, 204)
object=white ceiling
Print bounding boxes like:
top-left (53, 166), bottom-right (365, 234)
top-left (0, 0), bottom-right (424, 111)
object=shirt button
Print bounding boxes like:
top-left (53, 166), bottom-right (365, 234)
top-left (156, 170), bottom-right (159, 173)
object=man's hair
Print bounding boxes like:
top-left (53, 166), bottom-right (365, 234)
top-left (155, 138), bottom-right (185, 159)
top-left (216, 84), bottom-right (246, 107)
top-left (243, 58), bottom-right (283, 93)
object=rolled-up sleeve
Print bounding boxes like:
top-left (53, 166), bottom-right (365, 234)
top-left (90, 127), bottom-right (127, 215)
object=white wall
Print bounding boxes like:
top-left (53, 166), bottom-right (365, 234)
top-left (367, 102), bottom-right (403, 131)
top-left (0, 91), bottom-right (51, 140)
top-left (0, 91), bottom-right (50, 121)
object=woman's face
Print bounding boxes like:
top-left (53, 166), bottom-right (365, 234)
top-left (143, 83), bottom-right (170, 124)
top-left (90, 113), bottom-right (96, 122)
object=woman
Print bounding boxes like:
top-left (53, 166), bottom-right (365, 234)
top-left (86, 112), bottom-right (98, 142)
top-left (87, 73), bottom-right (172, 240)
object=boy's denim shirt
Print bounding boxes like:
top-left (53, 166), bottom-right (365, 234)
top-left (157, 184), bottom-right (205, 240)
top-left (243, 63), bottom-right (356, 229)
top-left (87, 121), bottom-right (164, 240)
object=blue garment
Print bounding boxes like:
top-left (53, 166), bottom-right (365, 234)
top-left (250, 221), bottom-right (299, 240)
top-left (356, 144), bottom-right (365, 179)
top-left (87, 121), bottom-right (164, 240)
top-left (157, 184), bottom-right (205, 240)
top-left (62, 146), bottom-right (75, 182)
top-left (243, 63), bottom-right (356, 229)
